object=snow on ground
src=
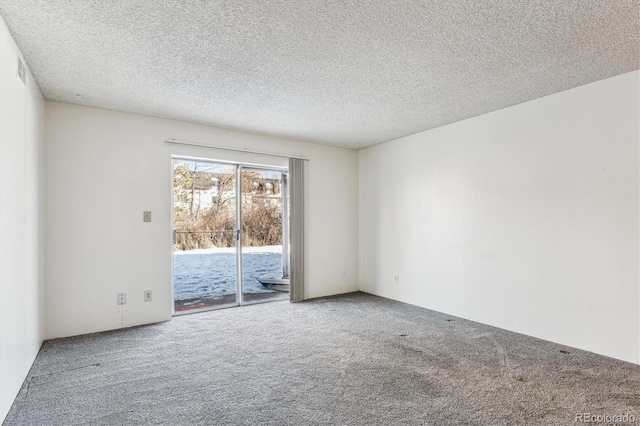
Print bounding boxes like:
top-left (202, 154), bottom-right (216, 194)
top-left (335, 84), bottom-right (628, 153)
top-left (173, 245), bottom-right (284, 301)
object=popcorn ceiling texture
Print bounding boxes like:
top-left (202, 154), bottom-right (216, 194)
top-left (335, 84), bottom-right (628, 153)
top-left (0, 1), bottom-right (638, 148)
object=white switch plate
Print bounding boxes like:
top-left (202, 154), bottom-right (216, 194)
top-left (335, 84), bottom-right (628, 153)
top-left (144, 290), bottom-right (152, 302)
top-left (143, 211), bottom-right (152, 222)
top-left (117, 293), bottom-right (126, 305)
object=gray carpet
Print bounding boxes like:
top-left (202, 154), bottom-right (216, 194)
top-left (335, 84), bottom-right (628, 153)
top-left (4, 292), bottom-right (640, 425)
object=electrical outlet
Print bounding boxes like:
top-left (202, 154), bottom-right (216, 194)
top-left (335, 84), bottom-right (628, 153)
top-left (143, 211), bottom-right (152, 222)
top-left (117, 293), bottom-right (127, 305)
top-left (144, 290), bottom-right (152, 302)
top-left (394, 275), bottom-right (400, 284)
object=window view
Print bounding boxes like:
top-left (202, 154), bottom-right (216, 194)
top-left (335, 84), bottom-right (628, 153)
top-left (172, 159), bottom-right (289, 314)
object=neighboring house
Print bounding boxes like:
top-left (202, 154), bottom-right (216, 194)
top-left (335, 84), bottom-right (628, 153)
top-left (175, 170), bottom-right (282, 217)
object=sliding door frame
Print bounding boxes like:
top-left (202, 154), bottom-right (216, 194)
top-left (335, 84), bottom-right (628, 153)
top-left (171, 155), bottom-right (289, 314)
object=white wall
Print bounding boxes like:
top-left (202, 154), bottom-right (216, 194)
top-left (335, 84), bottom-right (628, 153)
top-left (0, 17), bottom-right (46, 422)
top-left (45, 102), bottom-right (359, 339)
top-left (359, 71), bottom-right (640, 364)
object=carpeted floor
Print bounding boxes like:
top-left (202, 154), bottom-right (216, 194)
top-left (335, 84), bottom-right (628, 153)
top-left (4, 292), bottom-right (640, 425)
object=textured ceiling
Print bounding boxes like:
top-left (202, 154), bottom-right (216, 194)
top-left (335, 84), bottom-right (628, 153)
top-left (1, 1), bottom-right (638, 148)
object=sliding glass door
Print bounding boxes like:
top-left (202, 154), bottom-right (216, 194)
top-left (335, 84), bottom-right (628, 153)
top-left (172, 158), bottom-right (289, 314)
top-left (240, 168), bottom-right (289, 304)
top-left (172, 160), bottom-right (238, 313)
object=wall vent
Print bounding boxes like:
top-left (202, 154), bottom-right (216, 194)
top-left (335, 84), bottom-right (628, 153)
top-left (17, 56), bottom-right (26, 85)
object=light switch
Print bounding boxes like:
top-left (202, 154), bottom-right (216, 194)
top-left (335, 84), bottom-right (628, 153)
top-left (143, 211), bottom-right (152, 222)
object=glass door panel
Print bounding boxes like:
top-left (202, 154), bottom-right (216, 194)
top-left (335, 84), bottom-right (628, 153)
top-left (240, 168), bottom-right (289, 304)
top-left (173, 160), bottom-right (238, 314)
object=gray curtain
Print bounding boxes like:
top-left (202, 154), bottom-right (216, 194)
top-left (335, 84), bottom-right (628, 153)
top-left (289, 158), bottom-right (305, 302)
